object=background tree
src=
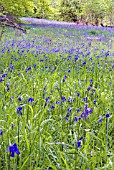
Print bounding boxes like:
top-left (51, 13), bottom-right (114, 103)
top-left (33, 0), bottom-right (52, 19)
top-left (59, 0), bottom-right (82, 22)
top-left (0, 0), bottom-right (34, 17)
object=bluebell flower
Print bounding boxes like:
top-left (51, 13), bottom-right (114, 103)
top-left (77, 141), bottom-right (81, 148)
top-left (8, 143), bottom-right (20, 157)
top-left (51, 105), bottom-right (55, 110)
top-left (79, 136), bottom-right (83, 140)
top-left (28, 97), bottom-right (34, 102)
top-left (66, 113), bottom-right (70, 117)
top-left (67, 56), bottom-right (72, 60)
top-left (93, 100), bottom-right (96, 104)
top-left (0, 77), bottom-right (3, 82)
top-left (80, 105), bottom-right (92, 119)
top-left (33, 64), bottom-right (36, 69)
top-left (105, 51), bottom-right (109, 57)
top-left (6, 82), bottom-right (10, 87)
top-left (82, 61), bottom-right (86, 65)
top-left (26, 67), bottom-right (31, 73)
top-left (63, 75), bottom-right (67, 79)
top-left (68, 69), bottom-right (71, 73)
top-left (74, 116), bottom-right (78, 122)
top-left (82, 97), bottom-right (88, 102)
top-left (2, 73), bottom-right (7, 78)
top-left (77, 92), bottom-right (80, 97)
top-left (18, 96), bottom-right (22, 101)
top-left (67, 108), bottom-right (72, 113)
top-left (87, 86), bottom-right (91, 91)
top-left (11, 124), bottom-right (15, 128)
top-left (98, 116), bottom-right (103, 123)
top-left (10, 96), bottom-right (14, 102)
top-left (7, 87), bottom-right (10, 91)
top-left (44, 97), bottom-right (50, 107)
top-left (0, 129), bottom-right (3, 136)
top-left (62, 75), bottom-right (67, 82)
top-left (61, 96), bottom-right (66, 102)
top-left (56, 100), bottom-right (60, 105)
top-left (68, 96), bottom-right (74, 103)
top-left (75, 55), bottom-right (79, 61)
top-left (77, 108), bottom-right (80, 113)
top-left (45, 97), bottom-right (50, 103)
top-left (9, 63), bottom-right (14, 70)
top-left (106, 113), bottom-right (110, 118)
top-left (40, 59), bottom-right (44, 62)
top-left (65, 117), bottom-right (69, 122)
top-left (17, 106), bottom-right (22, 115)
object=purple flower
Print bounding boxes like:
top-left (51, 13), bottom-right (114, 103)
top-left (2, 73), bottom-right (7, 78)
top-left (74, 116), bottom-right (78, 122)
top-left (82, 97), bottom-right (88, 102)
top-left (93, 100), bottom-right (96, 104)
top-left (10, 96), bottom-right (14, 102)
top-left (40, 59), bottom-right (44, 62)
top-left (77, 108), bottom-right (80, 113)
top-left (44, 97), bottom-right (50, 106)
top-left (17, 106), bottom-right (22, 115)
top-left (28, 97), bottom-right (34, 102)
top-left (51, 105), bottom-right (55, 110)
top-left (66, 117), bottom-right (69, 122)
top-left (67, 107), bottom-right (72, 113)
top-left (98, 116), bottom-right (103, 123)
top-left (68, 96), bottom-right (74, 103)
top-left (62, 75), bottom-right (67, 82)
top-left (79, 136), bottom-right (83, 140)
top-left (18, 96), bottom-right (22, 101)
top-left (6, 82), bottom-right (10, 87)
top-left (26, 67), bottom-right (31, 73)
top-left (64, 75), bottom-right (67, 79)
top-left (75, 55), bottom-right (79, 61)
top-left (0, 77), bottom-right (3, 82)
top-left (0, 129), bottom-right (3, 136)
top-left (87, 86), bottom-right (91, 91)
top-left (77, 92), bottom-right (80, 97)
top-left (61, 96), bottom-right (66, 102)
top-left (68, 69), bottom-right (71, 73)
top-left (56, 100), bottom-right (60, 105)
top-left (9, 63), bottom-right (14, 70)
top-left (82, 61), bottom-right (86, 65)
top-left (33, 64), bottom-right (36, 68)
top-left (7, 87), bottom-right (10, 91)
top-left (77, 141), bottom-right (81, 148)
top-left (8, 143), bottom-right (20, 157)
top-left (105, 51), bottom-right (109, 57)
top-left (90, 79), bottom-right (93, 85)
top-left (106, 113), bottom-right (110, 118)
top-left (11, 124), bottom-right (15, 128)
top-left (67, 56), bottom-right (72, 60)
top-left (80, 105), bottom-right (92, 119)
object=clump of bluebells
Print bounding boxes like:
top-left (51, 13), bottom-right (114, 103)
top-left (8, 143), bottom-right (20, 157)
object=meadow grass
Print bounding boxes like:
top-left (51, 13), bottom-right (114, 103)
top-left (0, 24), bottom-right (114, 170)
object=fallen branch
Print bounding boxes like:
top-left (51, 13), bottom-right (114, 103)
top-left (0, 16), bottom-right (26, 33)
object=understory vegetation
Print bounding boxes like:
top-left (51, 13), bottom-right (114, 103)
top-left (0, 24), bottom-right (114, 169)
